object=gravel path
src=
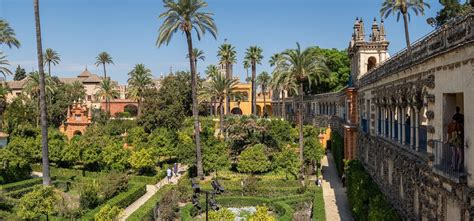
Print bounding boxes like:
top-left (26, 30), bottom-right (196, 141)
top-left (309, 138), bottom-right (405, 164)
top-left (120, 165), bottom-right (188, 221)
top-left (321, 154), bottom-right (353, 221)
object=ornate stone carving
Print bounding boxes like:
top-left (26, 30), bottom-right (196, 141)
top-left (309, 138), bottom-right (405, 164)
top-left (425, 74), bottom-right (435, 89)
top-left (427, 125), bottom-right (435, 133)
top-left (426, 94), bottom-right (435, 103)
top-left (426, 111), bottom-right (435, 120)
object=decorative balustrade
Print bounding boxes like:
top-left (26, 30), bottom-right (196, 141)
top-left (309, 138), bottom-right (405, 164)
top-left (432, 140), bottom-right (466, 183)
top-left (360, 13), bottom-right (474, 86)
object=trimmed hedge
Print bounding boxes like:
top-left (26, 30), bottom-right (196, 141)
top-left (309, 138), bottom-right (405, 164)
top-left (0, 178), bottom-right (42, 193)
top-left (330, 131), bottom-right (344, 176)
top-left (81, 183), bottom-right (146, 220)
top-left (126, 185), bottom-right (174, 221)
top-left (346, 160), bottom-right (400, 221)
top-left (129, 169), bottom-right (166, 185)
top-left (312, 188), bottom-right (326, 221)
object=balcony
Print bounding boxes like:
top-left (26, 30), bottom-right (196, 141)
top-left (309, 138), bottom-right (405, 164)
top-left (432, 140), bottom-right (467, 183)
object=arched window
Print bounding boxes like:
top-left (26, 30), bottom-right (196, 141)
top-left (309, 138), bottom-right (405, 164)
top-left (367, 56), bottom-right (377, 71)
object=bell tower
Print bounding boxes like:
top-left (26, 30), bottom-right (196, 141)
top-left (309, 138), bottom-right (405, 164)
top-left (348, 18), bottom-right (389, 86)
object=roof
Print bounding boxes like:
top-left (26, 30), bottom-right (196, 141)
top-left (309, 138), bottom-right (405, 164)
top-left (77, 68), bottom-right (93, 78)
top-left (59, 77), bottom-right (81, 84)
top-left (7, 78), bottom-right (28, 90)
top-left (82, 74), bottom-right (102, 83)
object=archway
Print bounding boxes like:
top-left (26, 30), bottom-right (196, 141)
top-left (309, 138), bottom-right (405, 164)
top-left (73, 130), bottom-right (82, 136)
top-left (264, 105), bottom-right (272, 117)
top-left (124, 104), bottom-right (138, 117)
top-left (256, 105), bottom-right (262, 116)
top-left (367, 56), bottom-right (377, 71)
top-left (231, 107), bottom-right (243, 115)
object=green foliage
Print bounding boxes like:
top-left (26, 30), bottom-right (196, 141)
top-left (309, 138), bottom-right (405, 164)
top-left (226, 115), bottom-right (266, 155)
top-left (102, 141), bottom-right (130, 171)
top-left (98, 172), bottom-right (129, 201)
top-left (312, 188), bottom-right (325, 221)
top-left (330, 132), bottom-right (344, 176)
top-left (16, 185), bottom-right (59, 220)
top-left (307, 47), bottom-right (350, 93)
top-left (139, 71), bottom-right (193, 131)
top-left (237, 144), bottom-right (271, 175)
top-left (203, 138), bottom-right (230, 175)
top-left (157, 187), bottom-right (180, 221)
top-left (129, 148), bottom-right (156, 174)
top-left (0, 178), bottom-right (41, 192)
top-left (80, 183), bottom-right (100, 210)
top-left (249, 205), bottom-right (276, 221)
top-left (94, 204), bottom-right (124, 221)
top-left (147, 127), bottom-right (176, 159)
top-left (304, 137), bottom-right (325, 166)
top-left (346, 160), bottom-right (400, 221)
top-left (208, 208), bottom-right (236, 221)
top-left (126, 185), bottom-right (174, 221)
top-left (0, 148), bottom-right (32, 184)
top-left (127, 126), bottom-right (148, 148)
top-left (435, 0), bottom-right (471, 26)
top-left (273, 146), bottom-right (299, 180)
top-left (13, 65), bottom-right (26, 81)
top-left (262, 119), bottom-right (295, 150)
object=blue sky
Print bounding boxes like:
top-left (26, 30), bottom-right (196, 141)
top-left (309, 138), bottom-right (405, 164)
top-left (1, 0), bottom-right (442, 84)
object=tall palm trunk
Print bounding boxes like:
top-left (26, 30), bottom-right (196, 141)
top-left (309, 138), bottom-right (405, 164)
top-left (102, 63), bottom-right (107, 80)
top-left (225, 63), bottom-right (231, 115)
top-left (262, 86), bottom-right (266, 117)
top-left (34, 0), bottom-right (51, 186)
top-left (219, 98), bottom-right (224, 135)
top-left (298, 84), bottom-right (305, 182)
top-left (137, 96), bottom-right (142, 117)
top-left (402, 12), bottom-right (411, 53)
top-left (281, 90), bottom-right (286, 120)
top-left (251, 62), bottom-right (257, 115)
top-left (185, 30), bottom-right (203, 178)
top-left (48, 61), bottom-right (51, 76)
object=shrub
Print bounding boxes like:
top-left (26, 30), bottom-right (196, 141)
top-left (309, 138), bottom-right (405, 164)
top-left (94, 204), bottom-right (124, 221)
top-left (249, 205), bottom-right (276, 221)
top-left (208, 208), bottom-right (236, 221)
top-left (330, 131), bottom-right (344, 176)
top-left (99, 172), bottom-right (129, 200)
top-left (311, 188), bottom-right (325, 221)
top-left (127, 185), bottom-right (174, 221)
top-left (346, 160), bottom-right (400, 221)
top-left (157, 188), bottom-right (179, 221)
top-left (80, 183), bottom-right (100, 210)
top-left (237, 144), bottom-right (271, 175)
top-left (16, 186), bottom-right (59, 220)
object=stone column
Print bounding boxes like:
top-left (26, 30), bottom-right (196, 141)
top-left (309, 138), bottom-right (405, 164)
top-left (401, 107), bottom-right (406, 145)
top-left (415, 108), bottom-right (420, 151)
top-left (375, 106), bottom-right (379, 135)
top-left (410, 107), bottom-right (415, 149)
top-left (391, 108), bottom-right (395, 140)
top-left (398, 106), bottom-right (402, 144)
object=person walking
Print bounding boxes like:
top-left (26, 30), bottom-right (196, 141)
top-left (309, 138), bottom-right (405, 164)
top-left (166, 167), bottom-right (172, 184)
top-left (173, 162), bottom-right (179, 177)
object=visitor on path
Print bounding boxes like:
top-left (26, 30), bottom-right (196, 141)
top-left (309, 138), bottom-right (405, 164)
top-left (341, 173), bottom-right (346, 187)
top-left (167, 167), bottom-right (172, 183)
top-left (173, 163), bottom-right (178, 177)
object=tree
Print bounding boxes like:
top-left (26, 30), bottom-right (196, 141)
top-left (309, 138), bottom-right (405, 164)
top-left (271, 65), bottom-right (297, 119)
top-left (276, 43), bottom-right (328, 181)
top-left (243, 59), bottom-right (250, 81)
top-left (0, 52), bottom-right (13, 77)
top-left (94, 204), bottom-right (124, 221)
top-left (244, 46), bottom-right (263, 115)
top-left (95, 79), bottom-right (119, 116)
top-left (203, 139), bottom-right (230, 177)
top-left (95, 52), bottom-right (113, 79)
top-left (129, 148), bottom-right (156, 174)
top-left (24, 72), bottom-right (56, 126)
top-left (102, 140), bottom-right (130, 171)
top-left (249, 206), bottom-right (276, 221)
top-left (380, 0), bottom-right (430, 53)
top-left (217, 43), bottom-right (237, 114)
top-left (435, 0), bottom-right (471, 26)
top-left (156, 0), bottom-right (218, 178)
top-left (237, 144), bottom-right (270, 175)
top-left (187, 48), bottom-right (205, 71)
top-left (17, 185), bottom-right (59, 219)
top-left (303, 137), bottom-right (325, 175)
top-left (13, 65), bottom-right (26, 81)
top-left (0, 19), bottom-right (20, 48)
top-left (273, 145), bottom-right (299, 180)
top-left (127, 64), bottom-right (154, 116)
top-left (148, 127), bottom-right (175, 159)
top-left (34, 0), bottom-right (51, 185)
top-left (199, 70), bottom-right (238, 135)
top-left (43, 48), bottom-right (60, 76)
top-left (0, 84), bottom-right (10, 132)
top-left (256, 71), bottom-right (271, 117)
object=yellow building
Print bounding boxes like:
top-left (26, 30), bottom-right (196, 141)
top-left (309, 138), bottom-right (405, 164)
top-left (223, 82), bottom-right (272, 117)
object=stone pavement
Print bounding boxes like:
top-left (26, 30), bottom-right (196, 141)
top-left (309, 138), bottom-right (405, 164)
top-left (321, 153), bottom-right (353, 221)
top-left (120, 165), bottom-right (188, 221)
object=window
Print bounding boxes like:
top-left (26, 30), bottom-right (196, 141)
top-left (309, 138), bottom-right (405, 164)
top-left (87, 95), bottom-right (92, 101)
top-left (367, 56), bottom-right (377, 71)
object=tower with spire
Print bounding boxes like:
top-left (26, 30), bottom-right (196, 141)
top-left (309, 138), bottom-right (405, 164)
top-left (348, 17), bottom-right (389, 86)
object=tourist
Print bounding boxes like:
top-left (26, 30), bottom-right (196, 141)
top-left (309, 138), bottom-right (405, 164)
top-left (447, 119), bottom-right (463, 171)
top-left (453, 106), bottom-right (464, 125)
top-left (174, 162), bottom-right (178, 177)
top-left (167, 167), bottom-right (172, 183)
top-left (341, 173), bottom-right (346, 187)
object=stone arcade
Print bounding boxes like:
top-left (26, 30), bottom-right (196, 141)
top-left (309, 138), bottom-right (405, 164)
top-left (276, 13), bottom-right (474, 220)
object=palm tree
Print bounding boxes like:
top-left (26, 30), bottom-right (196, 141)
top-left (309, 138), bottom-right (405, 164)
top-left (244, 46), bottom-right (263, 115)
top-left (277, 43), bottom-right (328, 181)
top-left (34, 0), bottom-right (51, 185)
top-left (269, 53), bottom-right (283, 117)
top-left (187, 48), bottom-right (206, 71)
top-left (156, 0), bottom-right (217, 178)
top-left (43, 48), bottom-right (60, 76)
top-left (23, 72), bottom-right (56, 126)
top-left (243, 59), bottom-right (250, 80)
top-left (0, 19), bottom-right (20, 48)
top-left (0, 52), bottom-right (13, 78)
top-left (271, 70), bottom-right (297, 119)
top-left (205, 64), bottom-right (219, 115)
top-left (256, 71), bottom-right (271, 117)
top-left (127, 64), bottom-right (154, 116)
top-left (95, 52), bottom-right (114, 79)
top-left (269, 53), bottom-right (282, 67)
top-left (95, 79), bottom-right (119, 115)
top-left (200, 72), bottom-right (238, 135)
top-left (380, 0), bottom-right (430, 53)
top-left (217, 43), bottom-right (237, 115)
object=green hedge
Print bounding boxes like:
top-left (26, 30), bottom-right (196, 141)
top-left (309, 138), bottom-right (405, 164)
top-left (126, 185), bottom-right (174, 221)
top-left (0, 178), bottom-right (42, 193)
top-left (346, 160), bottom-right (400, 221)
top-left (330, 131), bottom-right (344, 176)
top-left (312, 188), bottom-right (326, 221)
top-left (81, 183), bottom-right (146, 220)
top-left (129, 169), bottom-right (166, 185)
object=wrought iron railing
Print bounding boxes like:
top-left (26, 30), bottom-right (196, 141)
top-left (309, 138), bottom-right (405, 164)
top-left (432, 140), bottom-right (466, 182)
top-left (361, 119), bottom-right (368, 134)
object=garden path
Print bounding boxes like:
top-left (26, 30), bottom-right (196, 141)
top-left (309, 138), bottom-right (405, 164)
top-left (120, 164), bottom-right (188, 221)
top-left (321, 153), bottom-right (353, 221)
